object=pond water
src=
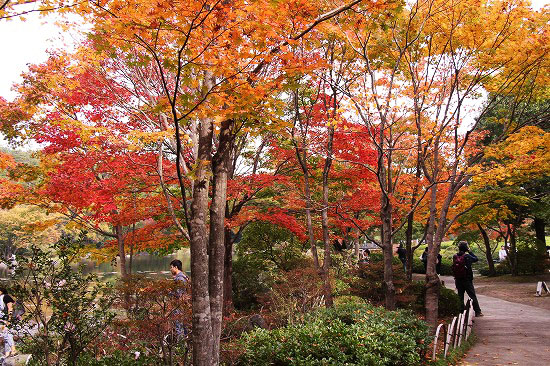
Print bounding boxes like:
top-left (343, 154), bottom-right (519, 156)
top-left (0, 249), bottom-right (191, 279)
top-left (80, 249), bottom-right (191, 279)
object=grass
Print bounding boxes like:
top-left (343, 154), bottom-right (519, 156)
top-left (429, 333), bottom-right (477, 366)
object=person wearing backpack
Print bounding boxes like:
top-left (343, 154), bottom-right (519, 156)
top-left (452, 241), bottom-right (483, 317)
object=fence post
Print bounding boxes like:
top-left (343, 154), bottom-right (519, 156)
top-left (432, 323), bottom-right (445, 360)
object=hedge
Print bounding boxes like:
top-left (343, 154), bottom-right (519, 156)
top-left (237, 302), bottom-right (431, 366)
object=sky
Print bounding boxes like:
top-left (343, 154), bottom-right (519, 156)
top-left (0, 13), bottom-right (82, 101)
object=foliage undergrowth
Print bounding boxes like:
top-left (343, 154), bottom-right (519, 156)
top-left (236, 301), bottom-right (431, 366)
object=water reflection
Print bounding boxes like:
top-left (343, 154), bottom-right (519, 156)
top-left (0, 249), bottom-right (191, 279)
top-left (81, 249), bottom-right (191, 278)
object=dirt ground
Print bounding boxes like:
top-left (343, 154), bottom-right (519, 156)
top-left (472, 273), bottom-right (550, 311)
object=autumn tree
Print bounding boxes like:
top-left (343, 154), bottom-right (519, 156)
top-left (1, 49), bottom-right (178, 277)
top-left (332, 0), bottom-right (549, 327)
top-left (5, 1), bottom-right (373, 364)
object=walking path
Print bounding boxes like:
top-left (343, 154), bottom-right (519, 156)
top-left (440, 276), bottom-right (550, 366)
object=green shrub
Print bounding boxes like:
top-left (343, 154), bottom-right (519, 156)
top-left (439, 258), bottom-right (453, 276)
top-left (237, 302), bottom-right (431, 366)
top-left (350, 260), bottom-right (411, 307)
top-left (12, 234), bottom-right (116, 366)
top-left (401, 282), bottom-right (461, 317)
top-left (232, 221), bottom-right (306, 310)
top-left (478, 262), bottom-right (511, 276)
top-left (516, 238), bottom-right (547, 274)
top-left (369, 251), bottom-right (402, 265)
top-left (232, 254), bottom-right (272, 310)
top-left (477, 237), bottom-right (549, 276)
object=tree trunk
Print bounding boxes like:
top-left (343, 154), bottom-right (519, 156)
top-left (320, 126), bottom-right (334, 308)
top-left (508, 224), bottom-right (518, 276)
top-left (129, 223), bottom-right (135, 275)
top-left (208, 118), bottom-right (232, 364)
top-left (424, 184), bottom-right (439, 330)
top-left (189, 115), bottom-right (214, 366)
top-left (223, 228), bottom-right (234, 315)
top-left (382, 226), bottom-right (396, 310)
top-left (405, 211), bottom-right (414, 281)
top-left (381, 185), bottom-right (395, 310)
top-left (533, 217), bottom-right (546, 246)
top-left (115, 225), bottom-right (127, 278)
top-left (477, 223), bottom-right (495, 276)
top-left (297, 147), bottom-right (320, 268)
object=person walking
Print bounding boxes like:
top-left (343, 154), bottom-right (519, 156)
top-left (498, 246), bottom-right (507, 262)
top-left (421, 247), bottom-right (428, 272)
top-left (452, 241), bottom-right (483, 317)
top-left (0, 287), bottom-right (16, 358)
top-left (169, 259), bottom-right (189, 340)
top-left (170, 259), bottom-right (189, 284)
top-left (397, 243), bottom-right (407, 271)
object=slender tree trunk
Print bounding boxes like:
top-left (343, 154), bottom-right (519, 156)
top-left (208, 118), bottom-right (232, 364)
top-left (508, 224), bottom-right (518, 276)
top-left (320, 126), bottom-right (334, 308)
top-left (382, 214), bottom-right (395, 310)
top-left (424, 184), bottom-right (439, 330)
top-left (129, 223), bottom-right (135, 275)
top-left (534, 217), bottom-right (546, 246)
top-left (477, 223), bottom-right (495, 276)
top-left (115, 225), bottom-right (127, 278)
top-left (380, 165), bottom-right (396, 310)
top-left (189, 115), bottom-right (214, 366)
top-left (223, 228), bottom-right (234, 315)
top-left (301, 158), bottom-right (320, 268)
top-left (405, 212), bottom-right (414, 281)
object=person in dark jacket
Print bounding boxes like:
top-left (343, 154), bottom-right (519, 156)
top-left (453, 241), bottom-right (483, 317)
top-left (421, 247), bottom-right (428, 272)
top-left (397, 243), bottom-right (407, 271)
top-left (421, 247), bottom-right (442, 274)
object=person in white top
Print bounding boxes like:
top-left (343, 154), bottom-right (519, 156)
top-left (498, 246), bottom-right (507, 262)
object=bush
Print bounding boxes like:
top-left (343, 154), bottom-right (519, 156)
top-left (237, 302), bottom-right (431, 366)
top-left (103, 275), bottom-right (192, 366)
top-left (232, 254), bottom-right (273, 310)
top-left (369, 251), bottom-right (402, 265)
top-left (477, 237), bottom-right (549, 276)
top-left (408, 282), bottom-right (462, 317)
top-left (55, 351), bottom-right (159, 366)
top-left (258, 264), bottom-right (325, 326)
top-left (516, 238), bottom-right (547, 274)
top-left (12, 234), bottom-right (115, 366)
top-left (478, 262), bottom-right (511, 276)
top-left (232, 221), bottom-right (307, 310)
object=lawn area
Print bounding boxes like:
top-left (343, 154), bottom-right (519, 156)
top-left (473, 273), bottom-right (550, 311)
